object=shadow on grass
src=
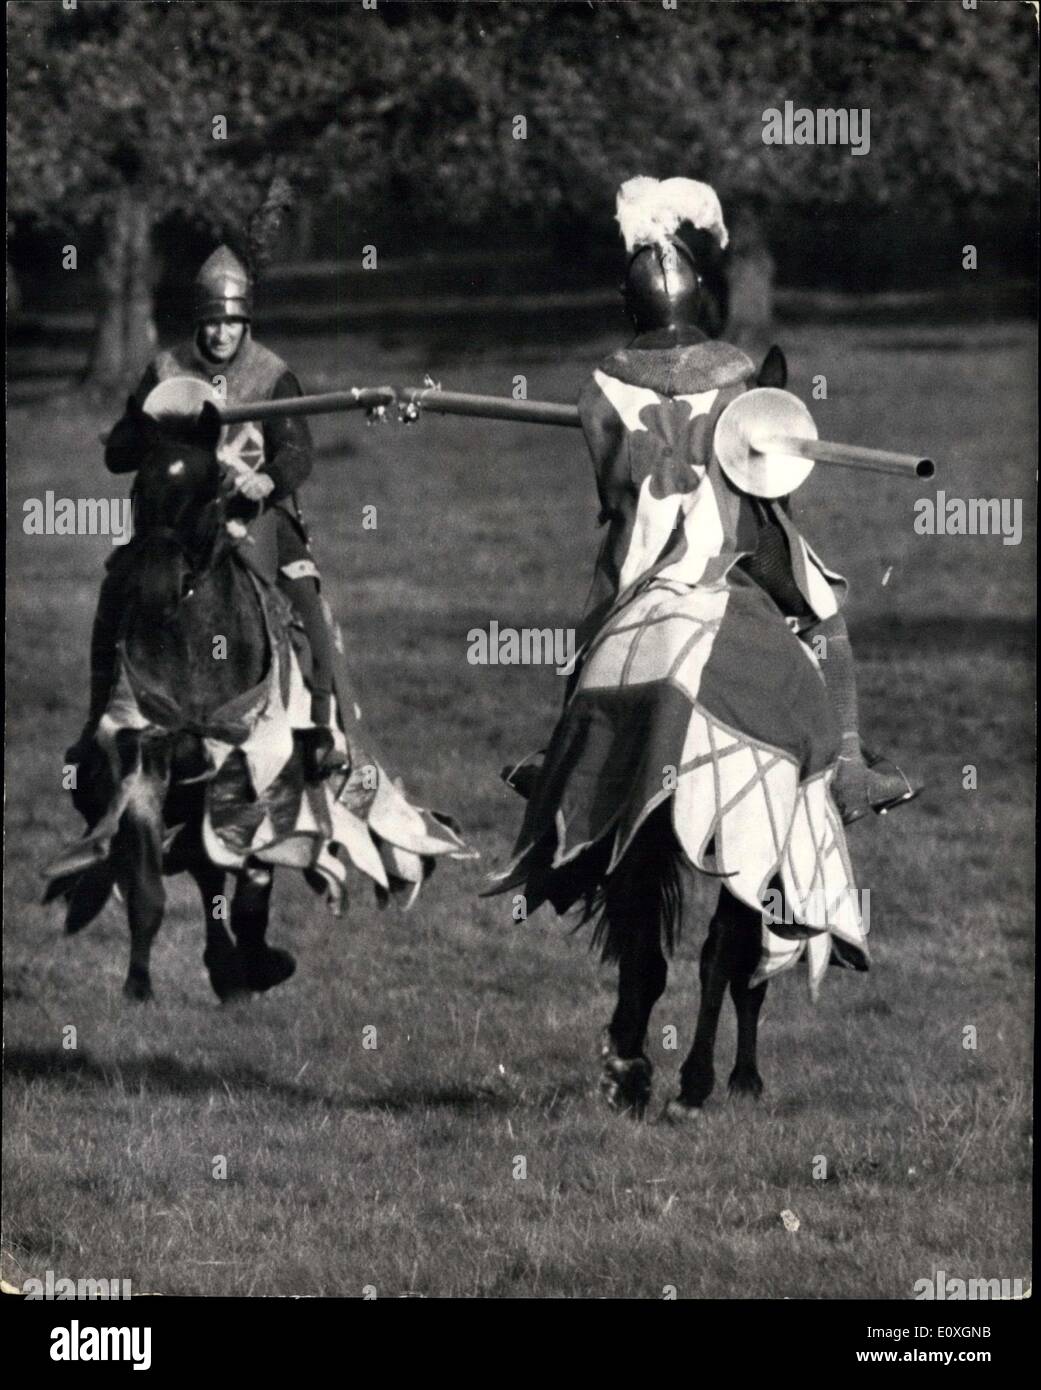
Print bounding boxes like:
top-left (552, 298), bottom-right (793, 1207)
top-left (351, 1083), bottom-right (512, 1115)
top-left (3, 1046), bottom-right (515, 1116)
top-left (3, 1046), bottom-right (326, 1107)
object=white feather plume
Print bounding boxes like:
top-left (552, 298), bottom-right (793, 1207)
top-left (616, 176), bottom-right (729, 253)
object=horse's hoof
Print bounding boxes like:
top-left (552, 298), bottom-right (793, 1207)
top-left (662, 1098), bottom-right (704, 1126)
top-left (122, 975), bottom-right (153, 1003)
top-left (209, 956), bottom-right (251, 1003)
top-left (205, 946), bottom-right (249, 1002)
top-left (728, 1068), bottom-right (764, 1100)
top-left (599, 1053), bottom-right (653, 1119)
top-left (243, 946), bottom-right (295, 992)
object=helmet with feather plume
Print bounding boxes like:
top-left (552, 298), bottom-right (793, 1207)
top-left (616, 176), bottom-right (728, 335)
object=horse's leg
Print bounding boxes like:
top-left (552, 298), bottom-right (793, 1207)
top-left (600, 914), bottom-right (668, 1117)
top-left (727, 928), bottom-right (768, 1100)
top-left (597, 817), bottom-right (677, 1118)
top-left (113, 765), bottom-right (167, 1002)
top-left (188, 859), bottom-right (250, 1002)
top-left (664, 908), bottom-right (724, 1115)
top-left (670, 887), bottom-right (761, 1115)
top-left (231, 861), bottom-right (295, 992)
top-left (608, 920), bottom-right (668, 1058)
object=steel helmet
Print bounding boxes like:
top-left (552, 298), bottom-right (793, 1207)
top-left (192, 245), bottom-right (252, 323)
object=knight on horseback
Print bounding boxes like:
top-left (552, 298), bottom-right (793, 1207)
top-left (49, 219), bottom-right (471, 1001)
top-left (67, 242), bottom-right (342, 779)
top-left (490, 176), bottom-right (921, 1118)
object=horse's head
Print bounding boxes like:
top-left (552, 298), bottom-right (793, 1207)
top-left (125, 399), bottom-right (234, 621)
top-left (129, 397), bottom-right (226, 539)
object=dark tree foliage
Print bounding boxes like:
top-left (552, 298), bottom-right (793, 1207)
top-left (8, 0), bottom-right (1036, 381)
top-left (9, 0), bottom-right (383, 387)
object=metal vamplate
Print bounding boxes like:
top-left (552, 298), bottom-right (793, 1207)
top-left (142, 375), bottom-right (221, 422)
top-left (713, 388), bottom-right (818, 499)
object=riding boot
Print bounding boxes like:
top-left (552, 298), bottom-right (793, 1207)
top-left (299, 690), bottom-right (347, 782)
top-left (808, 613), bottom-right (922, 822)
top-left (282, 575), bottom-right (347, 781)
top-left (501, 755), bottom-right (544, 800)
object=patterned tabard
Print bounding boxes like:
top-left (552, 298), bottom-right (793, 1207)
top-left (490, 335), bottom-right (868, 997)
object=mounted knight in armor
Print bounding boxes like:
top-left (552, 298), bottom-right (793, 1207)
top-left (67, 186), bottom-right (341, 779)
top-left (50, 183), bottom-right (470, 1002)
top-left (490, 176), bottom-right (920, 1119)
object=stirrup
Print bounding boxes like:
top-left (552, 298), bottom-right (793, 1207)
top-left (863, 748), bottom-right (923, 817)
top-left (501, 757), bottom-right (543, 800)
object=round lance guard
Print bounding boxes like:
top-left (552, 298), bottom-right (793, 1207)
top-left (143, 375), bottom-right (221, 423)
top-left (142, 375), bottom-right (239, 469)
top-left (713, 388), bottom-right (818, 499)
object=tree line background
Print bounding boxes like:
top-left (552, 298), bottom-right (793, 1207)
top-left (8, 0), bottom-right (1037, 391)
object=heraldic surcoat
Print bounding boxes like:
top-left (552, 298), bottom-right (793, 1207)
top-left (492, 335), bottom-right (868, 994)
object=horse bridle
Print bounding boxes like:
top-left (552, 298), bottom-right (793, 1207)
top-left (133, 469), bottom-right (255, 609)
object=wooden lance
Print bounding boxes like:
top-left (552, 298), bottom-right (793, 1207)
top-left (216, 383), bottom-right (935, 499)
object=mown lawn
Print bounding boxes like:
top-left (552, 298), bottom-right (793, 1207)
top-left (3, 320), bottom-right (1033, 1297)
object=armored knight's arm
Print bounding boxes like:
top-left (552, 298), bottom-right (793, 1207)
top-left (260, 370), bottom-right (313, 503)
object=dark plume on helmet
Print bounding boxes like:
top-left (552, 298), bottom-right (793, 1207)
top-left (193, 177), bottom-right (295, 324)
top-left (616, 177), bottom-right (729, 337)
top-left (243, 175), bottom-right (295, 278)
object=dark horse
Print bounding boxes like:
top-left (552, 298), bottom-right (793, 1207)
top-left (48, 400), bottom-right (296, 1002)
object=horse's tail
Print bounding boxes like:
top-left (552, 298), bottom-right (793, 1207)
top-left (587, 803), bottom-right (691, 965)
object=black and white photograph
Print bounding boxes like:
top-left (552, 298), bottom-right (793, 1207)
top-left (4, 0), bottom-right (1036, 1347)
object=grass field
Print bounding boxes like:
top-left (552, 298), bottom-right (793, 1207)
top-left (3, 319), bottom-right (1034, 1298)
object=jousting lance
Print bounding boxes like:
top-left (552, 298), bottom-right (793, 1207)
top-left (216, 382), bottom-right (936, 499)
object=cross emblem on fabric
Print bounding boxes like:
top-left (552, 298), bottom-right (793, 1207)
top-left (219, 422), bottom-right (265, 473)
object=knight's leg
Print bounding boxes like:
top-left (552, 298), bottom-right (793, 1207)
top-left (282, 572), bottom-right (335, 720)
top-left (279, 573), bottom-right (344, 777)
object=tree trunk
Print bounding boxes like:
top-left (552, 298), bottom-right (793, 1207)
top-left (83, 193), bottom-right (131, 391)
top-left (82, 187), bottom-right (156, 394)
top-left (294, 199), bottom-right (315, 260)
top-left (124, 194), bottom-right (158, 370)
top-left (726, 205), bottom-right (776, 355)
